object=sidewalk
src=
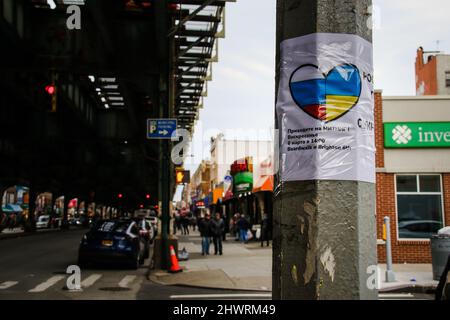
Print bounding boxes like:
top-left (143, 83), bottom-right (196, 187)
top-left (150, 231), bottom-right (272, 291)
top-left (149, 231), bottom-right (439, 293)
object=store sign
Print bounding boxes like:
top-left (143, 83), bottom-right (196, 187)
top-left (233, 172), bottom-right (253, 194)
top-left (276, 33), bottom-right (375, 183)
top-left (384, 122), bottom-right (450, 148)
top-left (196, 201), bottom-right (205, 208)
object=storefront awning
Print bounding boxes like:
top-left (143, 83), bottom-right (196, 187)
top-left (212, 188), bottom-right (224, 205)
top-left (252, 175), bottom-right (274, 193)
top-left (2, 204), bottom-right (23, 213)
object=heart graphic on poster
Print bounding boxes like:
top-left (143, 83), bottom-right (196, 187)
top-left (289, 64), bottom-right (362, 122)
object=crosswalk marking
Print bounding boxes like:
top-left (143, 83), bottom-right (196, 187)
top-left (81, 274), bottom-right (102, 288)
top-left (28, 275), bottom-right (65, 293)
top-left (170, 293), bottom-right (272, 299)
top-left (118, 275), bottom-right (136, 288)
top-left (0, 281), bottom-right (18, 290)
top-left (2, 274), bottom-right (140, 293)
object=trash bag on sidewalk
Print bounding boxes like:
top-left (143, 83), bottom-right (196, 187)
top-left (178, 247), bottom-right (189, 261)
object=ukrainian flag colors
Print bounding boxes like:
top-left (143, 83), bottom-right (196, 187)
top-left (290, 64), bottom-right (362, 122)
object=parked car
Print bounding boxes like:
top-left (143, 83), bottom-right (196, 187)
top-left (398, 220), bottom-right (443, 239)
top-left (36, 215), bottom-right (50, 229)
top-left (78, 219), bottom-right (146, 269)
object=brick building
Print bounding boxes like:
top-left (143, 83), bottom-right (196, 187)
top-left (375, 91), bottom-right (450, 263)
top-left (415, 47), bottom-right (450, 96)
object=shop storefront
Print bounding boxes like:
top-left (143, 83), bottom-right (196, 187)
top-left (231, 157), bottom-right (257, 224)
top-left (375, 92), bottom-right (450, 263)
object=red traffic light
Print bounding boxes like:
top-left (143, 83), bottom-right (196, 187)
top-left (146, 194), bottom-right (150, 199)
top-left (45, 85), bottom-right (56, 95)
top-left (118, 193), bottom-right (123, 199)
top-left (139, 204), bottom-right (144, 209)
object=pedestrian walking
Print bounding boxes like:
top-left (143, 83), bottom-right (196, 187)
top-left (198, 213), bottom-right (212, 256)
top-left (234, 213), bottom-right (241, 241)
top-left (181, 208), bottom-right (190, 235)
top-left (260, 213), bottom-right (271, 247)
top-left (237, 214), bottom-right (250, 243)
top-left (172, 210), bottom-right (178, 235)
top-left (190, 210), bottom-right (197, 232)
top-left (210, 212), bottom-right (225, 255)
top-left (9, 213), bottom-right (16, 231)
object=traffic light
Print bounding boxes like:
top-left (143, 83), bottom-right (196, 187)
top-left (45, 70), bottom-right (58, 114)
top-left (146, 194), bottom-right (150, 199)
top-left (45, 85), bottom-right (56, 95)
top-left (118, 193), bottom-right (123, 199)
top-left (175, 169), bottom-right (190, 184)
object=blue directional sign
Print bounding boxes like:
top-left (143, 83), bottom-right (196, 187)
top-left (147, 119), bottom-right (177, 139)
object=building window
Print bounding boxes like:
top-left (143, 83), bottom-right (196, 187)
top-left (446, 72), bottom-right (450, 87)
top-left (396, 174), bottom-right (444, 239)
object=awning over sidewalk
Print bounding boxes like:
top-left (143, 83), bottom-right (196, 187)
top-left (252, 175), bottom-right (274, 193)
top-left (1, 204), bottom-right (23, 213)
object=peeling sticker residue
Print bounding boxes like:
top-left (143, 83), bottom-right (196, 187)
top-left (320, 247), bottom-right (336, 282)
top-left (303, 199), bottom-right (317, 285)
top-left (296, 215), bottom-right (305, 234)
top-left (303, 201), bottom-right (315, 216)
top-left (291, 265), bottom-right (298, 285)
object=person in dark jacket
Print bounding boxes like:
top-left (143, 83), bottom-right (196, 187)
top-left (210, 213), bottom-right (225, 255)
top-left (197, 214), bottom-right (212, 256)
top-left (260, 213), bottom-right (271, 247)
top-left (237, 214), bottom-right (250, 243)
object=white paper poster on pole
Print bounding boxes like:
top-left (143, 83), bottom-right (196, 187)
top-left (276, 33), bottom-right (375, 183)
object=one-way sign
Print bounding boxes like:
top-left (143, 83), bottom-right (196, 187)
top-left (147, 119), bottom-right (177, 139)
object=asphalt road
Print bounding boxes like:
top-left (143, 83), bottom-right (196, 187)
top-left (0, 229), bottom-right (270, 300)
top-left (0, 229), bottom-right (435, 300)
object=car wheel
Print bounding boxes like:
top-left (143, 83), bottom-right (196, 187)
top-left (78, 256), bottom-right (88, 269)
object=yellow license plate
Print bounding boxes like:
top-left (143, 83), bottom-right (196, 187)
top-left (102, 240), bottom-right (113, 247)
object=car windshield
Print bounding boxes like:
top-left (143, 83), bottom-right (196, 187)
top-left (93, 221), bottom-right (130, 233)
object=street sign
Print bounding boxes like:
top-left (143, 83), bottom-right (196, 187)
top-left (147, 119), bottom-right (177, 139)
top-left (384, 122), bottom-right (450, 148)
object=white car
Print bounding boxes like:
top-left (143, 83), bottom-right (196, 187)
top-left (36, 215), bottom-right (50, 229)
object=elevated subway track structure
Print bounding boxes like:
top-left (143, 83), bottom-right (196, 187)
top-left (0, 0), bottom-right (232, 225)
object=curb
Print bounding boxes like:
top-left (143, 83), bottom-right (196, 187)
top-left (379, 284), bottom-right (437, 294)
top-left (0, 227), bottom-right (85, 241)
top-left (148, 271), bottom-right (272, 293)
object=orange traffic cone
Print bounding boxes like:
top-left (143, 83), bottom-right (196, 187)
top-left (169, 245), bottom-right (182, 273)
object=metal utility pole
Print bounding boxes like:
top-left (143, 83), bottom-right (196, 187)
top-left (273, 0), bottom-right (377, 300)
top-left (154, 0), bottom-right (171, 270)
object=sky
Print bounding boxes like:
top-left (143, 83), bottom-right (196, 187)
top-left (183, 0), bottom-right (450, 174)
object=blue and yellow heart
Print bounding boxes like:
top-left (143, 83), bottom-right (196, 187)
top-left (289, 64), bottom-right (362, 122)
